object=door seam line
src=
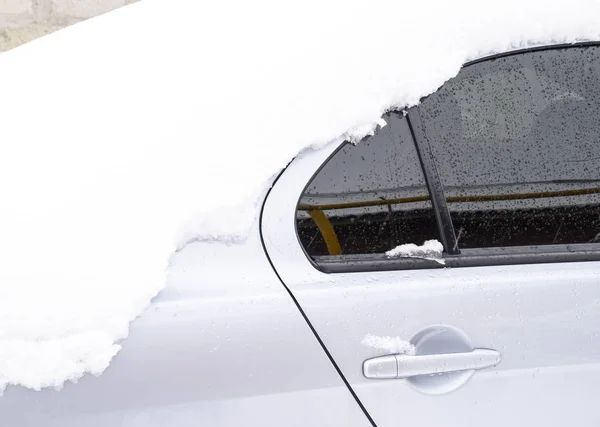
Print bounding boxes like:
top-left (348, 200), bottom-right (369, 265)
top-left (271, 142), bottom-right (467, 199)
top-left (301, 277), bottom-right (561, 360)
top-left (259, 168), bottom-right (378, 427)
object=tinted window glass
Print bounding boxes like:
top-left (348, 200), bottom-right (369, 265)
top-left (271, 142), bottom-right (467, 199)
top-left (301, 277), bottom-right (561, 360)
top-left (418, 46), bottom-right (600, 249)
top-left (296, 113), bottom-right (439, 257)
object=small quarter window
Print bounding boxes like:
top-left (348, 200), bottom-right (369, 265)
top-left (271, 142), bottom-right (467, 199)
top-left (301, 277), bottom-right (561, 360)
top-left (418, 46), bottom-right (600, 249)
top-left (296, 113), bottom-right (440, 258)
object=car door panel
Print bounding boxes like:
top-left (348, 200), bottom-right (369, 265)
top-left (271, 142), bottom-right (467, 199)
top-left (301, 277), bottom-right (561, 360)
top-left (262, 139), bottom-right (600, 427)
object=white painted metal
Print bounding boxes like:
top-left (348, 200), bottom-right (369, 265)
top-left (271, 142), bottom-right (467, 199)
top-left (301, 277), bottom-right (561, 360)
top-left (0, 224), bottom-right (371, 427)
top-left (363, 355), bottom-right (397, 379)
top-left (262, 139), bottom-right (600, 427)
top-left (364, 349), bottom-right (501, 380)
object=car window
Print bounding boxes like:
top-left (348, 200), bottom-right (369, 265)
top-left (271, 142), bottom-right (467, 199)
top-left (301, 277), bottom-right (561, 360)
top-left (418, 46), bottom-right (600, 249)
top-left (296, 113), bottom-right (440, 257)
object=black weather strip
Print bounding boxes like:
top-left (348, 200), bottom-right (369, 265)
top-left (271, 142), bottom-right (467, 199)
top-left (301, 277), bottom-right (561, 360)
top-left (405, 110), bottom-right (459, 255)
top-left (463, 41), bottom-right (600, 68)
top-left (258, 172), bottom-right (378, 427)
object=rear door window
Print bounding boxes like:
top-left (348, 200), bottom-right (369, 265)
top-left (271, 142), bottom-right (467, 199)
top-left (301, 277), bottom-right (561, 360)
top-left (417, 46), bottom-right (600, 249)
top-left (296, 113), bottom-right (440, 257)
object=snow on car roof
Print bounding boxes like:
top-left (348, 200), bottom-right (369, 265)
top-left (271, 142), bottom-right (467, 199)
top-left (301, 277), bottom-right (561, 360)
top-left (1, 0), bottom-right (600, 391)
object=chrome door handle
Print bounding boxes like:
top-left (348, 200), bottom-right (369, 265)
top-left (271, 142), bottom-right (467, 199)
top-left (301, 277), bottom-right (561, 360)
top-left (363, 349), bottom-right (501, 379)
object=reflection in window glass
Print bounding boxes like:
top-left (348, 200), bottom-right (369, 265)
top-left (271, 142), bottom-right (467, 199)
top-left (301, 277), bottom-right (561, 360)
top-left (296, 113), bottom-right (439, 257)
top-left (418, 46), bottom-right (600, 249)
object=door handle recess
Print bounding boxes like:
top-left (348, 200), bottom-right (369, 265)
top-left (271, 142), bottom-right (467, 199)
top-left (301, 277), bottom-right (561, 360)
top-left (363, 349), bottom-right (501, 379)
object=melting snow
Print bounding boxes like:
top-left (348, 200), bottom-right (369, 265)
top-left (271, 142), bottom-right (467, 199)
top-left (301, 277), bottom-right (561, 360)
top-left (1, 0), bottom-right (600, 391)
top-left (386, 240), bottom-right (445, 264)
top-left (362, 334), bottom-right (416, 355)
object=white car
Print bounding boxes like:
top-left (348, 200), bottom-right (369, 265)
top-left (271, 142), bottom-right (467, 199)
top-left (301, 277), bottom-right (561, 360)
top-left (3, 42), bottom-right (600, 427)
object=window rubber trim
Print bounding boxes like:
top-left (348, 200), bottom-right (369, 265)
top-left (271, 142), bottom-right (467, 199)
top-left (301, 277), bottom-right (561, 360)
top-left (405, 109), bottom-right (460, 255)
top-left (314, 243), bottom-right (600, 273)
top-left (463, 41), bottom-right (600, 68)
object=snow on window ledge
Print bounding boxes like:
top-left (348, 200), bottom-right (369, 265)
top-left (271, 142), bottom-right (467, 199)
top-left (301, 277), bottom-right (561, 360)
top-left (385, 240), bottom-right (445, 264)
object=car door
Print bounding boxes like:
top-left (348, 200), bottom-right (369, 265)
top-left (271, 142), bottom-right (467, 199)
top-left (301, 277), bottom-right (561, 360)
top-left (261, 43), bottom-right (600, 427)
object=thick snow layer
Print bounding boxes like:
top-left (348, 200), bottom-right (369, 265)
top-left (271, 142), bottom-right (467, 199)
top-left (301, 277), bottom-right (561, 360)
top-left (362, 334), bottom-right (416, 355)
top-left (1, 0), bottom-right (600, 392)
top-left (386, 240), bottom-right (445, 264)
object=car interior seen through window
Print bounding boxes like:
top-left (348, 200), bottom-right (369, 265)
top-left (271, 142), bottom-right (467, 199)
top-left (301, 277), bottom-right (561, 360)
top-left (296, 113), bottom-right (439, 257)
top-left (420, 46), bottom-right (600, 249)
top-left (296, 45), bottom-right (600, 267)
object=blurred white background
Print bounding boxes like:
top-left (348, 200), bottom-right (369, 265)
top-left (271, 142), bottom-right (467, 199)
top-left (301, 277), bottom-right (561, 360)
top-left (0, 0), bottom-right (137, 51)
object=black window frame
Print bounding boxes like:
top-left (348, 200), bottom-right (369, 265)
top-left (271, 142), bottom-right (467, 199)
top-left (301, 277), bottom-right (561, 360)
top-left (295, 42), bottom-right (600, 273)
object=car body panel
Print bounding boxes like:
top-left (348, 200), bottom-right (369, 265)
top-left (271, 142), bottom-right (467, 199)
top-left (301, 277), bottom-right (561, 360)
top-left (0, 226), bottom-right (370, 427)
top-left (262, 139), bottom-right (600, 426)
